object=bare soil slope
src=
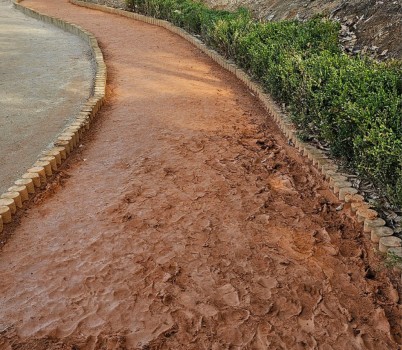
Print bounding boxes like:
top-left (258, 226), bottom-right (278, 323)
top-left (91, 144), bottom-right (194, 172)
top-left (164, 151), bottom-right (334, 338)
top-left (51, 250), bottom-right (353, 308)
top-left (206, 0), bottom-right (402, 60)
top-left (0, 1), bottom-right (401, 349)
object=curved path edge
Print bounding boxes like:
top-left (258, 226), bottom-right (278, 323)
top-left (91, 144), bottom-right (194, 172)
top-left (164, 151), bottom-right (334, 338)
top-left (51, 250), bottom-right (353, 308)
top-left (0, 1), bottom-right (401, 347)
top-left (70, 0), bottom-right (402, 263)
top-left (0, 0), bottom-right (107, 235)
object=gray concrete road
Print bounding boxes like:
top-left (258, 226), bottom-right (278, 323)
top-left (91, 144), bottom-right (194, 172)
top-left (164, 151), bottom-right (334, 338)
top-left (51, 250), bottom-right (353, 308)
top-left (0, 0), bottom-right (94, 193)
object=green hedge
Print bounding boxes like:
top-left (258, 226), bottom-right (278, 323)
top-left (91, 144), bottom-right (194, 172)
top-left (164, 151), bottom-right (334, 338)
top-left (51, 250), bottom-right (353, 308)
top-left (127, 0), bottom-right (402, 206)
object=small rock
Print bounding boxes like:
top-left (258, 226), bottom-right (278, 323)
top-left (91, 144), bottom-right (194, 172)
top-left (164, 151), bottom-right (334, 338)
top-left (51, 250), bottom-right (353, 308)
top-left (394, 216), bottom-right (402, 223)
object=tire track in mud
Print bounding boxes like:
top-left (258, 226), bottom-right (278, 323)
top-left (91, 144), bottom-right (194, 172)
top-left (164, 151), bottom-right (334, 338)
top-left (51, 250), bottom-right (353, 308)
top-left (0, 0), bottom-right (401, 349)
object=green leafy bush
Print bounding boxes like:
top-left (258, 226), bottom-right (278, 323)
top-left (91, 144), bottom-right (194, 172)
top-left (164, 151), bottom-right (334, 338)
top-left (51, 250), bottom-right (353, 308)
top-left (126, 0), bottom-right (402, 206)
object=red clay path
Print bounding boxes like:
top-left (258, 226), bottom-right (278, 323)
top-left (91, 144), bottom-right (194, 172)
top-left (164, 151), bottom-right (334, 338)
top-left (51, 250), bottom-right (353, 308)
top-left (0, 1), bottom-right (401, 349)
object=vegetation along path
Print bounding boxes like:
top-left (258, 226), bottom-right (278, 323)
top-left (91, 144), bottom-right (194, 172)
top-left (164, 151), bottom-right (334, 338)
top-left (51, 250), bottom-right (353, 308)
top-left (1, 0), bottom-right (401, 348)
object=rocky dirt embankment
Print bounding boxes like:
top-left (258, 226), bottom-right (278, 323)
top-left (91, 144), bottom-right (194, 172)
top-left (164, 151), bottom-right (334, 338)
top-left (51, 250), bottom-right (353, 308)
top-left (206, 0), bottom-right (402, 60)
top-left (83, 0), bottom-right (126, 9)
top-left (89, 0), bottom-right (402, 60)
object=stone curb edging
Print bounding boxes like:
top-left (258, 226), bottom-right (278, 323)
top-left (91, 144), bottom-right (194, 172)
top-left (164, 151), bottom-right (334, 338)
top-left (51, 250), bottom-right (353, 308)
top-left (69, 0), bottom-right (402, 267)
top-left (0, 0), bottom-right (106, 235)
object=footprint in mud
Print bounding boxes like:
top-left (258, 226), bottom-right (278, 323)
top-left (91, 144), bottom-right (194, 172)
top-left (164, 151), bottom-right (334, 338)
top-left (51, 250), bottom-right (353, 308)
top-left (249, 296), bottom-right (274, 316)
top-left (251, 321), bottom-right (274, 348)
top-left (252, 275), bottom-right (278, 300)
top-left (289, 231), bottom-right (316, 256)
top-left (89, 332), bottom-right (128, 350)
top-left (197, 303), bottom-right (219, 317)
top-left (215, 283), bottom-right (240, 307)
top-left (0, 332), bottom-right (74, 350)
top-left (272, 295), bottom-right (303, 320)
top-left (268, 174), bottom-right (297, 194)
top-left (339, 240), bottom-right (363, 258)
top-left (155, 251), bottom-right (176, 266)
top-left (181, 139), bottom-right (206, 154)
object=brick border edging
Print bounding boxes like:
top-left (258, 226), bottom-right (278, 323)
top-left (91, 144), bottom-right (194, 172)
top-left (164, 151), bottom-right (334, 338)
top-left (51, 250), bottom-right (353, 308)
top-left (0, 0), bottom-right (106, 235)
top-left (69, 0), bottom-right (402, 264)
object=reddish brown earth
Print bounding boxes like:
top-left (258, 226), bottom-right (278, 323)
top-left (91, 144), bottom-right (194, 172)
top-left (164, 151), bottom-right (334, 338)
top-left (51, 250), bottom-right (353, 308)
top-left (0, 1), bottom-right (401, 349)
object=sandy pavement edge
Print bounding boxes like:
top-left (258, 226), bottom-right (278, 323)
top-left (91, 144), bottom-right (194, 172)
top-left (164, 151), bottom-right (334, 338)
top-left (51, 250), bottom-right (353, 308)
top-left (0, 0), bottom-right (106, 234)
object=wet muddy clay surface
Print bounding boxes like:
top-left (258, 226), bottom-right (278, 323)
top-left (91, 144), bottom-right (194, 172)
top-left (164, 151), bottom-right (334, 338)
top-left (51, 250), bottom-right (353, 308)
top-left (0, 1), bottom-right (401, 349)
